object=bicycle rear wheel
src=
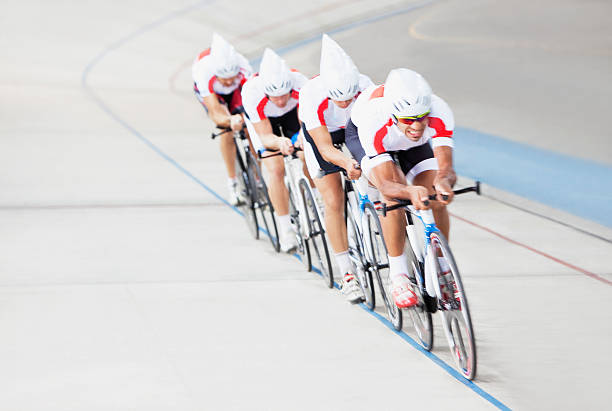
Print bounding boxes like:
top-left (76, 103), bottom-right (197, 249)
top-left (289, 184), bottom-right (311, 271)
top-left (363, 202), bottom-right (402, 331)
top-left (235, 155), bottom-right (258, 239)
top-left (247, 152), bottom-right (280, 252)
top-left (430, 231), bottom-right (477, 380)
top-left (299, 179), bottom-right (333, 288)
top-left (346, 203), bottom-right (374, 310)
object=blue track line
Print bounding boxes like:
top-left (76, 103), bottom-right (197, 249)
top-left (82, 2), bottom-right (511, 409)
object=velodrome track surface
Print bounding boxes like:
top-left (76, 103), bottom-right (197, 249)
top-left (2, 0), bottom-right (611, 409)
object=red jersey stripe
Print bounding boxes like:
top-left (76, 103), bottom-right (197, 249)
top-left (428, 117), bottom-right (453, 138)
top-left (257, 96), bottom-right (269, 121)
top-left (198, 48), bottom-right (211, 61)
top-left (370, 85), bottom-right (384, 100)
top-left (208, 75), bottom-right (217, 94)
top-left (374, 119), bottom-right (393, 154)
top-left (317, 98), bottom-right (328, 126)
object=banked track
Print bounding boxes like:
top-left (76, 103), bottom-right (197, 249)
top-left (82, 1), bottom-right (521, 409)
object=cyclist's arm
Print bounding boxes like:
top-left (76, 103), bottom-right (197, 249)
top-left (309, 126), bottom-right (359, 176)
top-left (433, 145), bottom-right (456, 204)
top-left (252, 119), bottom-right (293, 154)
top-left (202, 94), bottom-right (242, 130)
top-left (369, 159), bottom-right (430, 209)
top-left (429, 96), bottom-right (456, 203)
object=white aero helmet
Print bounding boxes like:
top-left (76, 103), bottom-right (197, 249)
top-left (210, 32), bottom-right (241, 78)
top-left (384, 68), bottom-right (432, 118)
top-left (259, 48), bottom-right (293, 97)
top-left (320, 34), bottom-right (360, 101)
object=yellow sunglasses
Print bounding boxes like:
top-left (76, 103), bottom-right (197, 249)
top-left (394, 111), bottom-right (431, 124)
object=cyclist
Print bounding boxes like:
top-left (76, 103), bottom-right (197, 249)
top-left (298, 34), bottom-right (373, 303)
top-left (192, 32), bottom-right (252, 205)
top-left (345, 68), bottom-right (456, 309)
top-left (241, 48), bottom-right (309, 252)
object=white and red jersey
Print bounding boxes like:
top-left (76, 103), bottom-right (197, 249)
top-left (191, 48), bottom-right (253, 101)
top-left (241, 70), bottom-right (308, 122)
top-left (351, 84), bottom-right (454, 157)
top-left (299, 74), bottom-right (373, 132)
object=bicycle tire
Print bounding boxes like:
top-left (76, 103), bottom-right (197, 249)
top-left (289, 183), bottom-right (311, 271)
top-left (299, 178), bottom-right (333, 288)
top-left (405, 232), bottom-right (433, 351)
top-left (430, 231), bottom-right (477, 380)
top-left (247, 152), bottom-right (280, 252)
top-left (235, 154), bottom-right (258, 239)
top-left (346, 201), bottom-right (375, 310)
top-left (363, 202), bottom-right (402, 331)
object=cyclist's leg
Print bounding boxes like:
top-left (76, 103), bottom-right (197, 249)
top-left (302, 126), bottom-right (346, 252)
top-left (366, 159), bottom-right (417, 307)
top-left (260, 116), bottom-right (293, 249)
top-left (195, 85), bottom-right (238, 202)
top-left (219, 128), bottom-right (237, 179)
top-left (347, 119), bottom-right (417, 306)
top-left (213, 91), bottom-right (239, 180)
top-left (371, 162), bottom-right (408, 258)
top-left (346, 118), bottom-right (407, 260)
top-left (262, 155), bottom-right (289, 216)
top-left (316, 174), bottom-right (346, 251)
top-left (304, 126), bottom-right (363, 301)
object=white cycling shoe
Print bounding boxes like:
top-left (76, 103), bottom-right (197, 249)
top-left (279, 229), bottom-right (298, 253)
top-left (390, 273), bottom-right (418, 309)
top-left (342, 273), bottom-right (365, 304)
top-left (227, 180), bottom-right (241, 206)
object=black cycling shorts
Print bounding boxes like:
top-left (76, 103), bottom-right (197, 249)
top-left (268, 106), bottom-right (300, 137)
top-left (302, 123), bottom-right (344, 176)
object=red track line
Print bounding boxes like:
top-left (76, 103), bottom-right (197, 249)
top-left (450, 212), bottom-right (612, 286)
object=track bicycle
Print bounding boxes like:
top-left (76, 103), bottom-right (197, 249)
top-left (212, 128), bottom-right (280, 252)
top-left (380, 182), bottom-right (480, 380)
top-left (262, 148), bottom-right (334, 288)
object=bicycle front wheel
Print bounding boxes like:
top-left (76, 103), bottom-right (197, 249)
top-left (247, 152), bottom-right (280, 252)
top-left (363, 202), bottom-right (402, 331)
top-left (405, 236), bottom-right (433, 351)
top-left (346, 202), bottom-right (374, 310)
top-left (299, 179), bottom-right (333, 288)
top-left (430, 231), bottom-right (477, 380)
top-left (289, 183), bottom-right (311, 271)
top-left (235, 155), bottom-right (258, 239)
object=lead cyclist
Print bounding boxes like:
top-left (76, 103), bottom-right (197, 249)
top-left (297, 34), bottom-right (374, 303)
top-left (192, 33), bottom-right (252, 205)
top-left (345, 68), bottom-right (457, 309)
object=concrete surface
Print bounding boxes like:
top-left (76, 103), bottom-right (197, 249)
top-left (1, 0), bottom-right (611, 410)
